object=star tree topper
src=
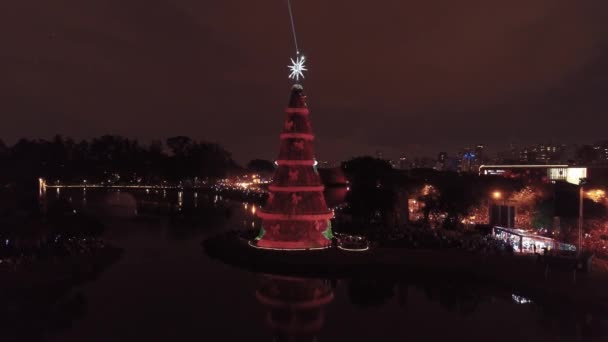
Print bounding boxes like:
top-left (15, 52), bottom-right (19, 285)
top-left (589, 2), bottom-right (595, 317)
top-left (288, 54), bottom-right (307, 81)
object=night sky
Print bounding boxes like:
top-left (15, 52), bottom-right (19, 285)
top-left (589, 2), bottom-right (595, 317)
top-left (1, 1), bottom-right (607, 163)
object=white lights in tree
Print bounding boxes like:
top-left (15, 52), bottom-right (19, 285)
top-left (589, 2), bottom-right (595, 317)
top-left (288, 55), bottom-right (307, 81)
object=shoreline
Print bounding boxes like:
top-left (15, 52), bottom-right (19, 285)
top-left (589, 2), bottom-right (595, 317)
top-left (203, 232), bottom-right (608, 313)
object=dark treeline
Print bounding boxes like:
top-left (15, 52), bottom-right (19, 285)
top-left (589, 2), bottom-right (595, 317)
top-left (340, 156), bottom-right (526, 230)
top-left (0, 135), bottom-right (240, 187)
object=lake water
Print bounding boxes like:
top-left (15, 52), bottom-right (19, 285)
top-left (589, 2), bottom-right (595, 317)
top-left (36, 188), bottom-right (607, 341)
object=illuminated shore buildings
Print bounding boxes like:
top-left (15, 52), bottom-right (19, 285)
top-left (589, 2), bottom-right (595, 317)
top-left (254, 84), bottom-right (334, 249)
top-left (256, 275), bottom-right (334, 340)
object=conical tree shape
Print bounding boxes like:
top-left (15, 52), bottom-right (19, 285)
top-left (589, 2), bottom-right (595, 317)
top-left (256, 275), bottom-right (334, 340)
top-left (255, 84), bottom-right (334, 249)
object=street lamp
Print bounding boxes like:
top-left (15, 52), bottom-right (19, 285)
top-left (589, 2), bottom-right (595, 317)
top-left (490, 190), bottom-right (513, 228)
top-left (578, 177), bottom-right (587, 257)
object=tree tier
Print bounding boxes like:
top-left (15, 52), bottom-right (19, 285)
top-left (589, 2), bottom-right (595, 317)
top-left (272, 165), bottom-right (323, 187)
top-left (268, 185), bottom-right (324, 192)
top-left (258, 211), bottom-right (333, 221)
top-left (279, 133), bottom-right (314, 140)
top-left (256, 219), bottom-right (332, 249)
top-left (278, 139), bottom-right (315, 160)
top-left (262, 191), bottom-right (330, 214)
top-left (282, 112), bottom-right (313, 134)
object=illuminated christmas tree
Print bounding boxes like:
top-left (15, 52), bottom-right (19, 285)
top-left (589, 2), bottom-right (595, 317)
top-left (254, 83), bottom-right (334, 249)
top-left (253, 1), bottom-right (333, 249)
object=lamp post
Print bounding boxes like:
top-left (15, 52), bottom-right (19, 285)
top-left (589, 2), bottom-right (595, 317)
top-left (490, 190), bottom-right (514, 228)
top-left (491, 190), bottom-right (515, 228)
top-left (490, 191), bottom-right (501, 226)
top-left (578, 178), bottom-right (587, 257)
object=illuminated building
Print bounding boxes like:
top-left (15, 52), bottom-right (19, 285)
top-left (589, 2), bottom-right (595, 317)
top-left (518, 143), bottom-right (564, 164)
top-left (256, 275), bottom-right (334, 341)
top-left (493, 227), bottom-right (576, 254)
top-left (454, 144), bottom-right (485, 173)
top-left (436, 152), bottom-right (447, 171)
top-left (459, 148), bottom-right (477, 173)
top-left (479, 164), bottom-right (590, 184)
top-left (398, 156), bottom-right (409, 170)
top-left (438, 152), bottom-right (448, 162)
top-left (254, 84), bottom-right (334, 249)
top-left (593, 141), bottom-right (608, 163)
top-left (475, 144), bottom-right (485, 162)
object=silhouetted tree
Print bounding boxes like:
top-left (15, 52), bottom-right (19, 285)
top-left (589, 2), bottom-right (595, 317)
top-left (0, 139), bottom-right (7, 156)
top-left (166, 136), bottom-right (192, 157)
top-left (342, 157), bottom-right (397, 227)
top-left (247, 159), bottom-right (274, 175)
top-left (1, 135), bottom-right (239, 186)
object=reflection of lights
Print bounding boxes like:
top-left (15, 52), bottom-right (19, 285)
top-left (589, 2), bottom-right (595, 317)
top-left (511, 294), bottom-right (532, 304)
top-left (39, 178), bottom-right (47, 198)
top-left (247, 241), bottom-right (331, 251)
top-left (251, 205), bottom-right (256, 215)
top-left (337, 245), bottom-right (370, 252)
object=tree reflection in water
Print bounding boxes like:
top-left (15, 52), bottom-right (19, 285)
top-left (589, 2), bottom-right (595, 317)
top-left (256, 275), bottom-right (334, 342)
top-left (254, 274), bottom-right (606, 341)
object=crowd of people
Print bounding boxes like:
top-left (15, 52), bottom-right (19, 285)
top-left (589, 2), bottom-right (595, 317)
top-left (371, 226), bottom-right (514, 254)
top-left (0, 233), bottom-right (107, 272)
top-left (584, 229), bottom-right (608, 260)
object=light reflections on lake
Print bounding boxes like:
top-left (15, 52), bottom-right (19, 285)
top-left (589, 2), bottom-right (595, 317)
top-left (38, 188), bottom-right (608, 342)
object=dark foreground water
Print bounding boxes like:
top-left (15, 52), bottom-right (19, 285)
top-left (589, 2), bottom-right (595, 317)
top-left (26, 189), bottom-right (608, 341)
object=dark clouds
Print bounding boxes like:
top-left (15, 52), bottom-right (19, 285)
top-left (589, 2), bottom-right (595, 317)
top-left (1, 0), bottom-right (607, 162)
